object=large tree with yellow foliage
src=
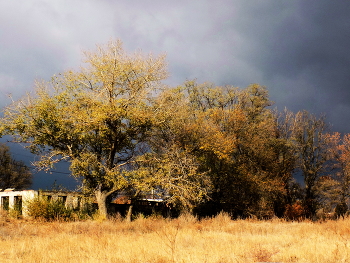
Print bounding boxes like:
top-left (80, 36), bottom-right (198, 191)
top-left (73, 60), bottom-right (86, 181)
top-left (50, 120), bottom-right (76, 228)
top-left (0, 40), bottom-right (171, 217)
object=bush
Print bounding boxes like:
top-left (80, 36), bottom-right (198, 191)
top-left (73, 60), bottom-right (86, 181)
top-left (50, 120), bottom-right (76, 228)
top-left (335, 202), bottom-right (348, 219)
top-left (284, 201), bottom-right (305, 221)
top-left (75, 203), bottom-right (97, 220)
top-left (26, 197), bottom-right (74, 221)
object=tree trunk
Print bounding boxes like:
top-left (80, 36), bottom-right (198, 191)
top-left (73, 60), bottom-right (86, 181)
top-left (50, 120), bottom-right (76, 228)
top-left (304, 184), bottom-right (317, 218)
top-left (95, 189), bottom-right (109, 219)
top-left (126, 205), bottom-right (133, 222)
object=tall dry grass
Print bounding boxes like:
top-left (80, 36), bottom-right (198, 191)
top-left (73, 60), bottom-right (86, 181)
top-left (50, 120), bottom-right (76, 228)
top-left (0, 212), bottom-right (349, 262)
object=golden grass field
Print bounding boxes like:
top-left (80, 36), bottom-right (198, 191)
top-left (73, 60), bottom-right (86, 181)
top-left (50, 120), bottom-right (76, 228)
top-left (0, 212), bottom-right (349, 263)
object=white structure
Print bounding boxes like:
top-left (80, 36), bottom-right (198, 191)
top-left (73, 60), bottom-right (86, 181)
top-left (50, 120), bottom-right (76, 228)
top-left (0, 189), bottom-right (85, 217)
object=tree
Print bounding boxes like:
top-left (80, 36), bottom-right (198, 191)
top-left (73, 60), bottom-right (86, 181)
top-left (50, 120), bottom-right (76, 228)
top-left (0, 143), bottom-right (32, 190)
top-left (157, 81), bottom-right (287, 218)
top-left (272, 109), bottom-right (300, 215)
top-left (131, 85), bottom-right (214, 211)
top-left (0, 40), bottom-right (169, 218)
top-left (292, 111), bottom-right (332, 217)
top-left (324, 132), bottom-right (350, 213)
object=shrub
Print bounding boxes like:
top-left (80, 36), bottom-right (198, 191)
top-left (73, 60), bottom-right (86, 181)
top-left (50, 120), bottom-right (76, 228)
top-left (74, 203), bottom-right (97, 220)
top-left (335, 202), bottom-right (348, 219)
top-left (26, 197), bottom-right (74, 221)
top-left (284, 201), bottom-right (305, 221)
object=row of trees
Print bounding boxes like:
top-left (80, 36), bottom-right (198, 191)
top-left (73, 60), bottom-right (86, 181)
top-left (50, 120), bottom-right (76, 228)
top-left (0, 40), bottom-right (349, 219)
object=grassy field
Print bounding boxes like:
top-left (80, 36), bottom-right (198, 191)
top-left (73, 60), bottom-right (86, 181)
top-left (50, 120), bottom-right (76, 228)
top-left (0, 213), bottom-right (349, 263)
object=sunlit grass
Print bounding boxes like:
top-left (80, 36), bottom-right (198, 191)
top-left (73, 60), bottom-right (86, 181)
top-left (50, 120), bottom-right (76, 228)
top-left (0, 212), bottom-right (349, 262)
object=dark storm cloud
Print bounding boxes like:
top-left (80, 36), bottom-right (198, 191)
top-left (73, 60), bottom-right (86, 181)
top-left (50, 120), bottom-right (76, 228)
top-left (111, 0), bottom-right (350, 132)
top-left (227, 1), bottom-right (350, 132)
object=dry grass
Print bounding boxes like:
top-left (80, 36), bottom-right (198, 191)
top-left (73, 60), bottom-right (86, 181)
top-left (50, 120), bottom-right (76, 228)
top-left (0, 212), bottom-right (349, 262)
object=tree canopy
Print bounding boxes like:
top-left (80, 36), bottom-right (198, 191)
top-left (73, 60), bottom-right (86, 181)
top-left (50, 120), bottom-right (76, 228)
top-left (0, 40), bottom-right (210, 217)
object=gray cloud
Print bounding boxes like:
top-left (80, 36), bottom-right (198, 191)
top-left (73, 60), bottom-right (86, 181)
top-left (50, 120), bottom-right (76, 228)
top-left (1, 0), bottom-right (350, 187)
top-left (1, 0), bottom-right (350, 127)
top-left (230, 1), bottom-right (350, 132)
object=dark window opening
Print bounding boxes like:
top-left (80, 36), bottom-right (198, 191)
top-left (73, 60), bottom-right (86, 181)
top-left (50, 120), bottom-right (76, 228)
top-left (58, 196), bottom-right (67, 205)
top-left (14, 196), bottom-right (22, 214)
top-left (77, 196), bottom-right (82, 209)
top-left (1, 196), bottom-right (9, 210)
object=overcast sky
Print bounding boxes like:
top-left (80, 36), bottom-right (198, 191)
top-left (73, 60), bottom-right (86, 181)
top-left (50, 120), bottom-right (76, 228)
top-left (1, 0), bottom-right (350, 189)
